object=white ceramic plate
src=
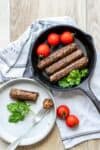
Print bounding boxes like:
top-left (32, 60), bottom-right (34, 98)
top-left (0, 78), bottom-right (56, 146)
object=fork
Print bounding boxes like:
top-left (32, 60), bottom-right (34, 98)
top-left (7, 108), bottom-right (49, 150)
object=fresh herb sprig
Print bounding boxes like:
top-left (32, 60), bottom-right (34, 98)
top-left (58, 69), bottom-right (88, 88)
top-left (7, 101), bottom-right (30, 123)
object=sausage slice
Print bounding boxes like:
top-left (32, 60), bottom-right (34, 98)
top-left (43, 98), bottom-right (54, 109)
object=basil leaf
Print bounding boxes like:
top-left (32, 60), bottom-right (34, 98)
top-left (7, 101), bottom-right (30, 123)
top-left (58, 68), bottom-right (88, 88)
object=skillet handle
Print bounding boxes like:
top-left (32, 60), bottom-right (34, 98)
top-left (80, 82), bottom-right (100, 113)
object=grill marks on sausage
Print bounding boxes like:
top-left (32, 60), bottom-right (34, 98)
top-left (45, 49), bottom-right (83, 75)
top-left (37, 43), bottom-right (77, 69)
top-left (10, 88), bottom-right (39, 102)
top-left (37, 43), bottom-right (89, 83)
top-left (50, 57), bottom-right (88, 82)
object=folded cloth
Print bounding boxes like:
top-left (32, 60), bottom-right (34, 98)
top-left (0, 16), bottom-right (100, 149)
top-left (0, 16), bottom-right (75, 82)
top-left (54, 54), bottom-right (100, 149)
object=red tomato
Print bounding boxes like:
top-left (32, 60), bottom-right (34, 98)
top-left (66, 115), bottom-right (79, 128)
top-left (36, 44), bottom-right (50, 57)
top-left (47, 33), bottom-right (60, 46)
top-left (57, 105), bottom-right (70, 120)
top-left (60, 31), bottom-right (74, 44)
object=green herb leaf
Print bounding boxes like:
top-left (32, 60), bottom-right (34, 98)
top-left (7, 101), bottom-right (30, 123)
top-left (9, 112), bottom-right (24, 123)
top-left (7, 102), bottom-right (19, 113)
top-left (80, 69), bottom-right (88, 77)
top-left (58, 68), bottom-right (88, 88)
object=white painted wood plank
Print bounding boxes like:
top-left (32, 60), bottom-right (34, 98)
top-left (0, 0), bottom-right (9, 48)
top-left (87, 0), bottom-right (100, 50)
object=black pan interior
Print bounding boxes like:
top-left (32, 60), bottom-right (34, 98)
top-left (31, 25), bottom-right (96, 91)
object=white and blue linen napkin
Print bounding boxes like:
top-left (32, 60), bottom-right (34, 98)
top-left (0, 16), bottom-right (100, 149)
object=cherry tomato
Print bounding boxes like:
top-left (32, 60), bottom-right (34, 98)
top-left (66, 115), bottom-right (79, 128)
top-left (36, 43), bottom-right (50, 57)
top-left (57, 105), bottom-right (70, 119)
top-left (60, 31), bottom-right (74, 44)
top-left (47, 33), bottom-right (60, 46)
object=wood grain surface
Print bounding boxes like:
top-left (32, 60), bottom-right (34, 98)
top-left (0, 0), bottom-right (9, 48)
top-left (10, 0), bottom-right (87, 41)
top-left (87, 0), bottom-right (100, 50)
top-left (0, 0), bottom-right (100, 149)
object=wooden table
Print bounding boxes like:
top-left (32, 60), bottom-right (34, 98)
top-left (0, 0), bottom-right (100, 149)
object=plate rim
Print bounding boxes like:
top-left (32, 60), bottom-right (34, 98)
top-left (0, 77), bottom-right (56, 146)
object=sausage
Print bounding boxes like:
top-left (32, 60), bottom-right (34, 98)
top-left (45, 49), bottom-right (83, 75)
top-left (50, 56), bottom-right (89, 82)
top-left (37, 43), bottom-right (77, 69)
top-left (10, 88), bottom-right (39, 102)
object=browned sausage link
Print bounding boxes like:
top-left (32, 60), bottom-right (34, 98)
top-left (10, 88), bottom-right (39, 102)
top-left (37, 43), bottom-right (77, 69)
top-left (45, 49), bottom-right (83, 75)
top-left (50, 57), bottom-right (89, 82)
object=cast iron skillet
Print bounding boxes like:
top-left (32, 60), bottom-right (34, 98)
top-left (30, 25), bottom-right (100, 113)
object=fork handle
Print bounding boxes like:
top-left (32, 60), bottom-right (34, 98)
top-left (7, 109), bottom-right (48, 150)
top-left (7, 136), bottom-right (24, 150)
top-left (7, 121), bottom-right (36, 150)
